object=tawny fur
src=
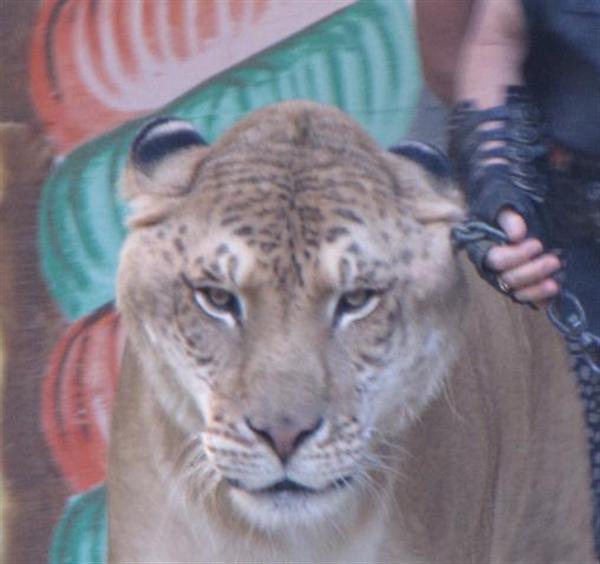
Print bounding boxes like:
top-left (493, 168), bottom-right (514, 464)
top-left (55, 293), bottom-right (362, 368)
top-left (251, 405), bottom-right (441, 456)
top-left (109, 101), bottom-right (596, 563)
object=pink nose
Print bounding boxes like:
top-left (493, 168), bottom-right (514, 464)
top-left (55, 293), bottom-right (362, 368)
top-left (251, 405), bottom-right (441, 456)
top-left (245, 415), bottom-right (324, 463)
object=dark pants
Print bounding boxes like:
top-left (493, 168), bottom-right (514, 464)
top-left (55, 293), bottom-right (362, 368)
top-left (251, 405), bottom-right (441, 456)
top-left (545, 168), bottom-right (600, 555)
top-left (563, 243), bottom-right (600, 337)
top-left (545, 166), bottom-right (600, 339)
top-left (562, 242), bottom-right (600, 556)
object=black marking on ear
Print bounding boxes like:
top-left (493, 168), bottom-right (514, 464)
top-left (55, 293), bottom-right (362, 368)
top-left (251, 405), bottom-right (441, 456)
top-left (131, 117), bottom-right (206, 168)
top-left (389, 141), bottom-right (450, 180)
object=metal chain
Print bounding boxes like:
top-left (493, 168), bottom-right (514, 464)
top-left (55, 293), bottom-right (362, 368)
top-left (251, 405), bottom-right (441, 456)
top-left (452, 219), bottom-right (600, 374)
top-left (451, 219), bottom-right (510, 248)
top-left (547, 289), bottom-right (600, 374)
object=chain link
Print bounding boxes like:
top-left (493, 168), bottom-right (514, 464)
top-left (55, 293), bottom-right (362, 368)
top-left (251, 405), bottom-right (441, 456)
top-left (452, 219), bottom-right (600, 374)
top-left (548, 289), bottom-right (600, 374)
top-left (451, 219), bottom-right (510, 248)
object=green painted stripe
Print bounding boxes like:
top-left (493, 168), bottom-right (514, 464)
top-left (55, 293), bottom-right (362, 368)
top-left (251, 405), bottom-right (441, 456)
top-left (49, 485), bottom-right (107, 564)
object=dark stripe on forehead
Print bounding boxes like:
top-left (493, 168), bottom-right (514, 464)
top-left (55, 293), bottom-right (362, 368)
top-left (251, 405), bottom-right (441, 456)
top-left (205, 153), bottom-right (294, 172)
top-left (291, 252), bottom-right (305, 287)
top-left (333, 208), bottom-right (364, 224)
top-left (325, 227), bottom-right (350, 242)
top-left (298, 205), bottom-right (324, 222)
top-left (221, 216), bottom-right (243, 227)
top-left (233, 226), bottom-right (254, 237)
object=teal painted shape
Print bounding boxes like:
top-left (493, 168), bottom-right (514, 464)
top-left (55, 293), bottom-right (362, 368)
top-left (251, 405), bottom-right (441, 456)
top-left (49, 485), bottom-right (107, 564)
top-left (39, 0), bottom-right (422, 320)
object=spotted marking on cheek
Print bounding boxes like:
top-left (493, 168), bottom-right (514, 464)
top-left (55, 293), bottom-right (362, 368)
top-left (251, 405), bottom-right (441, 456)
top-left (401, 249), bottom-right (414, 265)
top-left (173, 291), bottom-right (219, 369)
top-left (193, 354), bottom-right (215, 367)
top-left (177, 323), bottom-right (205, 350)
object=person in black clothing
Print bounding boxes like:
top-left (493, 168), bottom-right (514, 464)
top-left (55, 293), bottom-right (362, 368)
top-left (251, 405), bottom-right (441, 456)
top-left (417, 0), bottom-right (600, 554)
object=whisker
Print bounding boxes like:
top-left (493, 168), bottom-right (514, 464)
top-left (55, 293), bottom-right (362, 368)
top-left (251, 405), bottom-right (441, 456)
top-left (440, 378), bottom-right (465, 423)
top-left (362, 456), bottom-right (406, 484)
top-left (367, 429), bottom-right (414, 459)
top-left (351, 469), bottom-right (392, 518)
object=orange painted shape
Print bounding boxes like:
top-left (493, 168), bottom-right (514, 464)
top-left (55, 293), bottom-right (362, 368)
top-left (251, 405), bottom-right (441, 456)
top-left (197, 0), bottom-right (217, 44)
top-left (42, 304), bottom-right (124, 492)
top-left (112, 0), bottom-right (140, 79)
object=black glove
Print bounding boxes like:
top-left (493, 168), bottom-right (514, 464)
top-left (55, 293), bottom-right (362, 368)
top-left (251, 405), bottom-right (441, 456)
top-left (448, 86), bottom-right (549, 298)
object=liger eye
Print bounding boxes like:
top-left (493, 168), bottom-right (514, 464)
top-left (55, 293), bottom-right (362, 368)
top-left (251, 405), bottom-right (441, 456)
top-left (194, 286), bottom-right (242, 321)
top-left (341, 289), bottom-right (373, 309)
top-left (335, 289), bottom-right (379, 321)
top-left (202, 287), bottom-right (235, 309)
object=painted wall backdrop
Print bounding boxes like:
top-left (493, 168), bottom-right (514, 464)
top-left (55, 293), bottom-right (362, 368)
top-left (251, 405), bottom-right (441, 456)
top-left (0, 1), bottom-right (434, 562)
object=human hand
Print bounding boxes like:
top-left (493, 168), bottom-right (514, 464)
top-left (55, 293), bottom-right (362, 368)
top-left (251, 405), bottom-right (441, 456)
top-left (484, 209), bottom-right (562, 305)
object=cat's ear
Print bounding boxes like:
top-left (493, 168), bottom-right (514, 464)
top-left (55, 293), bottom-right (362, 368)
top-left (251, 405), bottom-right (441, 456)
top-left (122, 117), bottom-right (209, 228)
top-left (388, 141), bottom-right (450, 181)
top-left (385, 141), bottom-right (464, 224)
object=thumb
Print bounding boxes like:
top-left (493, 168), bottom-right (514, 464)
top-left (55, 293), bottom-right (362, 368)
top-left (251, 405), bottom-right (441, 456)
top-left (497, 208), bottom-right (527, 243)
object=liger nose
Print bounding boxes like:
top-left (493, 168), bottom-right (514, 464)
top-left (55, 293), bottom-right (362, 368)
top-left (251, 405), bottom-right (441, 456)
top-left (245, 414), bottom-right (324, 463)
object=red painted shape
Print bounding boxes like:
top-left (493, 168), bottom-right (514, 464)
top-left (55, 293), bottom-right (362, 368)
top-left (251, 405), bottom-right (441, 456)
top-left (42, 303), bottom-right (124, 492)
top-left (169, 0), bottom-right (189, 60)
top-left (30, 0), bottom-right (120, 152)
top-left (113, 0), bottom-right (140, 78)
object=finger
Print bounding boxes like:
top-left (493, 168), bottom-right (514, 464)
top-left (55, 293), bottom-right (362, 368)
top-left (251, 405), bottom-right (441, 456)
top-left (497, 209), bottom-right (527, 243)
top-left (513, 278), bottom-right (560, 304)
top-left (501, 253), bottom-right (562, 290)
top-left (485, 238), bottom-right (544, 272)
